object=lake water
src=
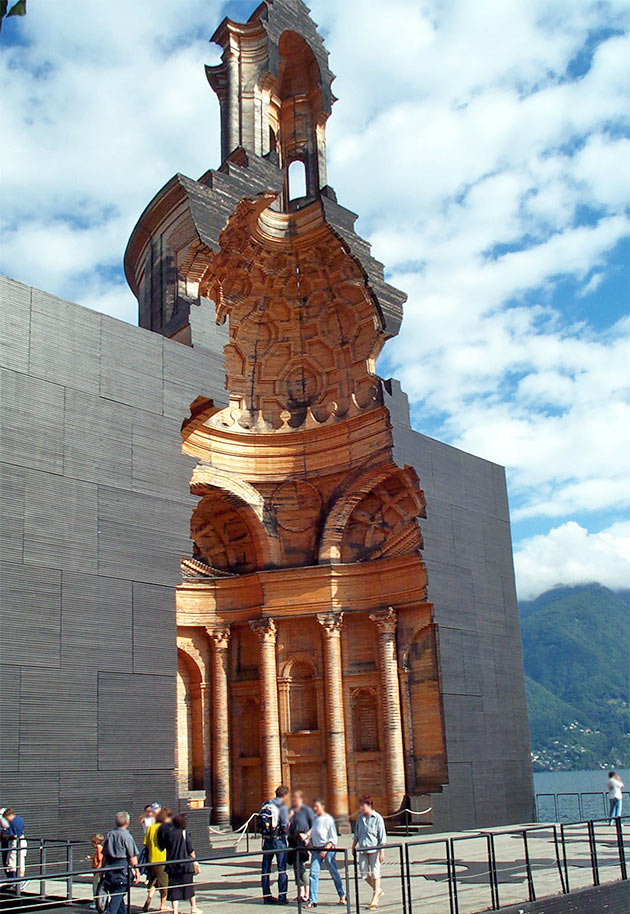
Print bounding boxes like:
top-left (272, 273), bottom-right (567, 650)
top-left (533, 768), bottom-right (630, 822)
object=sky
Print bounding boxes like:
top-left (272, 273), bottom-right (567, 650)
top-left (0, 0), bottom-right (629, 600)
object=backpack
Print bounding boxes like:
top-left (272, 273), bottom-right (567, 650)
top-left (259, 801), bottom-right (280, 838)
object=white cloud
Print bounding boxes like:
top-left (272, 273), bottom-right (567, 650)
top-left (0, 0), bottom-right (629, 555)
top-left (515, 521), bottom-right (630, 599)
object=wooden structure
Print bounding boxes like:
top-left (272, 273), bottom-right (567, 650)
top-left (125, 0), bottom-right (448, 825)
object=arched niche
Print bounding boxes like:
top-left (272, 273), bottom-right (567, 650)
top-left (190, 488), bottom-right (273, 574)
top-left (177, 648), bottom-right (205, 793)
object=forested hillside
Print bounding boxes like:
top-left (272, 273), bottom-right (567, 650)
top-left (519, 584), bottom-right (630, 771)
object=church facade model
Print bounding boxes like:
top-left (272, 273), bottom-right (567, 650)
top-left (124, 0), bottom-right (528, 826)
top-left (0, 0), bottom-right (532, 839)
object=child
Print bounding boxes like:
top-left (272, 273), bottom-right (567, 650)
top-left (86, 834), bottom-right (105, 912)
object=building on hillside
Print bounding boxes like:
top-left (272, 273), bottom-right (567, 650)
top-left (0, 0), bottom-right (532, 838)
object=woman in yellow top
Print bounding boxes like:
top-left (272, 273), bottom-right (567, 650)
top-left (143, 809), bottom-right (170, 912)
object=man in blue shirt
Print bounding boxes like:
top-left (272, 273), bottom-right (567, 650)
top-left (352, 795), bottom-right (386, 909)
top-left (4, 809), bottom-right (27, 888)
top-left (259, 785), bottom-right (290, 905)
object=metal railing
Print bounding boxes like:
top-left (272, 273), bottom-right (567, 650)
top-left (535, 791), bottom-right (630, 823)
top-left (0, 815), bottom-right (626, 914)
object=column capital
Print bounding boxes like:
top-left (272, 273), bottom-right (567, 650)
top-left (369, 606), bottom-right (397, 636)
top-left (317, 611), bottom-right (344, 636)
top-left (249, 617), bottom-right (277, 643)
top-left (208, 625), bottom-right (231, 651)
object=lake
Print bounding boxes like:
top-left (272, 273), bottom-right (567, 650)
top-left (533, 768), bottom-right (630, 822)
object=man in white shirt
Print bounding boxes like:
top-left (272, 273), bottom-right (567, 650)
top-left (305, 799), bottom-right (346, 909)
top-left (607, 771), bottom-right (624, 824)
top-left (352, 795), bottom-right (386, 909)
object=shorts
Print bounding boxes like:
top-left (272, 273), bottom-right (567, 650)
top-left (147, 865), bottom-right (168, 890)
top-left (359, 851), bottom-right (381, 880)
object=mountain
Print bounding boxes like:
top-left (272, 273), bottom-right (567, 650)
top-left (519, 583), bottom-right (630, 771)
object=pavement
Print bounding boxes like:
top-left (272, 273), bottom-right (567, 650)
top-left (3, 820), bottom-right (627, 914)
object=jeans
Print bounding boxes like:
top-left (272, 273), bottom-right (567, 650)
top-left (103, 879), bottom-right (127, 914)
top-left (309, 850), bottom-right (345, 904)
top-left (609, 797), bottom-right (622, 823)
top-left (261, 837), bottom-right (288, 902)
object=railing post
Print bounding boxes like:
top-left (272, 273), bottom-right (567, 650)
top-left (552, 825), bottom-right (567, 894)
top-left (405, 843), bottom-right (413, 914)
top-left (398, 844), bottom-right (407, 914)
top-left (485, 834), bottom-right (498, 910)
top-left (67, 840), bottom-right (74, 902)
top-left (587, 820), bottom-right (599, 886)
top-left (522, 830), bottom-right (535, 902)
top-left (445, 839), bottom-right (455, 914)
top-left (127, 861), bottom-right (132, 914)
top-left (450, 838), bottom-right (459, 914)
top-left (560, 823), bottom-right (570, 892)
top-left (615, 817), bottom-right (627, 880)
top-left (39, 838), bottom-right (47, 899)
top-left (352, 846), bottom-right (360, 914)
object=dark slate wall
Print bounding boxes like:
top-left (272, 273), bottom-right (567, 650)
top-left (0, 275), bottom-right (226, 840)
top-left (385, 382), bottom-right (534, 829)
top-left (0, 275), bottom-right (532, 838)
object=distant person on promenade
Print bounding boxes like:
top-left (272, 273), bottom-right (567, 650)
top-left (607, 771), bottom-right (624, 824)
top-left (259, 785), bottom-right (290, 905)
top-left (139, 805), bottom-right (156, 835)
top-left (352, 795), bottom-right (386, 909)
top-left (306, 799), bottom-right (347, 909)
top-left (85, 833), bottom-right (105, 911)
top-left (157, 813), bottom-right (200, 914)
top-left (4, 808), bottom-right (27, 889)
top-left (102, 811), bottom-right (140, 914)
top-left (143, 809), bottom-right (169, 912)
top-left (288, 790), bottom-right (314, 903)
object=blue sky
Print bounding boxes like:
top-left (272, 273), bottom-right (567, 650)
top-left (1, 0), bottom-right (629, 598)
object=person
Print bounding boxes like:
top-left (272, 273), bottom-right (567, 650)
top-left (288, 790), bottom-right (315, 903)
top-left (157, 813), bottom-right (200, 914)
top-left (4, 808), bottom-right (27, 889)
top-left (0, 808), bottom-right (10, 877)
top-left (352, 795), bottom-right (386, 909)
top-left (85, 833), bottom-right (105, 912)
top-left (139, 805), bottom-right (156, 835)
top-left (102, 811), bottom-right (140, 914)
top-left (259, 785), bottom-right (290, 905)
top-left (305, 799), bottom-right (346, 909)
top-left (607, 771), bottom-right (624, 824)
top-left (143, 809), bottom-right (169, 912)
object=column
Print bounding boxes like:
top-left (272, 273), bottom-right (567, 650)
top-left (250, 618), bottom-right (282, 800)
top-left (370, 607), bottom-right (406, 815)
top-left (208, 626), bottom-right (231, 826)
top-left (317, 612), bottom-right (350, 824)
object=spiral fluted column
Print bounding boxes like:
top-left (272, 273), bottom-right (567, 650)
top-left (208, 626), bottom-right (231, 825)
top-left (250, 618), bottom-right (282, 800)
top-left (317, 612), bottom-right (350, 825)
top-left (370, 607), bottom-right (406, 814)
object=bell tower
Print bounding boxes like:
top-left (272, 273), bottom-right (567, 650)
top-left (124, 0), bottom-right (448, 826)
top-left (206, 0), bottom-right (335, 206)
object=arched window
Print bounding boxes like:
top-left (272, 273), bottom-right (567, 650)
top-left (288, 159), bottom-right (307, 201)
top-left (352, 688), bottom-right (379, 753)
top-left (288, 660), bottom-right (318, 732)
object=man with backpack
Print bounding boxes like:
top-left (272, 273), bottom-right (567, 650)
top-left (259, 785), bottom-right (290, 905)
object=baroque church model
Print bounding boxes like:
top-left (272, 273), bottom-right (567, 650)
top-left (125, 0), bottom-right (447, 825)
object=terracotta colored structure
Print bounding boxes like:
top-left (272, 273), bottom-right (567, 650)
top-left (126, 0), bottom-right (449, 826)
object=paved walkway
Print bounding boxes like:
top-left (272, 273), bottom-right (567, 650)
top-left (5, 821), bottom-right (628, 914)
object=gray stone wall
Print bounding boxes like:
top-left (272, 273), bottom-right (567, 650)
top-left (385, 382), bottom-right (533, 829)
top-left (0, 275), bottom-right (532, 838)
top-left (0, 275), bottom-right (226, 839)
